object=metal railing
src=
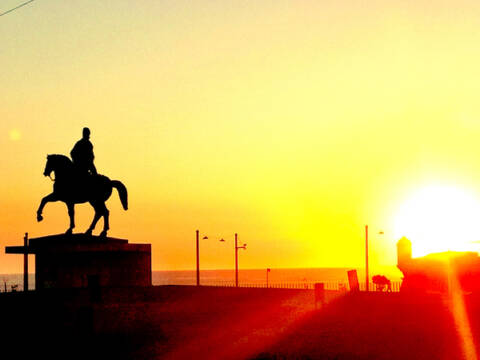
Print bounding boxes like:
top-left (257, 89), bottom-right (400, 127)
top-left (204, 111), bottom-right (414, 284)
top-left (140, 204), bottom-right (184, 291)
top-left (156, 280), bottom-right (403, 292)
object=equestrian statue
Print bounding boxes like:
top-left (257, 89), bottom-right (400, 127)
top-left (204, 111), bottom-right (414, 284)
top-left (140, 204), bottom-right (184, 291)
top-left (36, 128), bottom-right (128, 237)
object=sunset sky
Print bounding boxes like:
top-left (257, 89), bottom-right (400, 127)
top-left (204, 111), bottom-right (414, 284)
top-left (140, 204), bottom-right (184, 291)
top-left (3, 0), bottom-right (480, 274)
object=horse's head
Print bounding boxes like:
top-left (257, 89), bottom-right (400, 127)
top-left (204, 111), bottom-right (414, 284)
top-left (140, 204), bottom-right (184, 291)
top-left (44, 155), bottom-right (54, 177)
top-left (44, 154), bottom-right (72, 178)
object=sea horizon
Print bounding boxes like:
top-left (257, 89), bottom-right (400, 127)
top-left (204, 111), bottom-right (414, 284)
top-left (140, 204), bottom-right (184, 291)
top-left (0, 265), bottom-right (403, 291)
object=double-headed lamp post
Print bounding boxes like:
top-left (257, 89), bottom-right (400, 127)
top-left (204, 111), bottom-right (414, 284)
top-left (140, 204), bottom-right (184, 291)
top-left (196, 230), bottom-right (208, 286)
top-left (235, 233), bottom-right (247, 287)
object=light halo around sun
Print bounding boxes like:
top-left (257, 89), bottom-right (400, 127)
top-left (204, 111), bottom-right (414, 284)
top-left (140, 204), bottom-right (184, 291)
top-left (393, 184), bottom-right (480, 257)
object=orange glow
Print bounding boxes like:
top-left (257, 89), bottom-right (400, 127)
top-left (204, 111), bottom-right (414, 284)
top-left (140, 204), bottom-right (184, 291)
top-left (3, 1), bottom-right (480, 272)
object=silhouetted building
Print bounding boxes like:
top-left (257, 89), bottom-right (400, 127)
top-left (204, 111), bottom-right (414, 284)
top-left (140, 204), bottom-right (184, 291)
top-left (397, 237), bottom-right (480, 293)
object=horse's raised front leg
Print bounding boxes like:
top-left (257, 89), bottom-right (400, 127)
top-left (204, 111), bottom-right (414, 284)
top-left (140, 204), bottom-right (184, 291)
top-left (36, 192), bottom-right (58, 222)
top-left (65, 202), bottom-right (75, 235)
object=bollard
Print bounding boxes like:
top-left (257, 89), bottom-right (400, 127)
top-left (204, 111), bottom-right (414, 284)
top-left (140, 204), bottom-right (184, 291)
top-left (348, 269), bottom-right (359, 292)
top-left (314, 283), bottom-right (325, 309)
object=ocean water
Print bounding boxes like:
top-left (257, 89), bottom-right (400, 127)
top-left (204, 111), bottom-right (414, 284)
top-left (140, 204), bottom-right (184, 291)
top-left (0, 266), bottom-right (403, 292)
top-left (0, 274), bottom-right (33, 292)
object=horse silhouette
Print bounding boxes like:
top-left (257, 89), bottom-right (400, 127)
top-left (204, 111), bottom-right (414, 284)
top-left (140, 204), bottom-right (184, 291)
top-left (36, 154), bottom-right (128, 237)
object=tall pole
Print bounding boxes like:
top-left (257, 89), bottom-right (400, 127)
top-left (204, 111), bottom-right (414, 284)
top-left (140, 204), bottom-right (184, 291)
top-left (365, 225), bottom-right (369, 292)
top-left (24, 232), bottom-right (28, 292)
top-left (235, 233), bottom-right (238, 288)
top-left (196, 230), bottom-right (200, 286)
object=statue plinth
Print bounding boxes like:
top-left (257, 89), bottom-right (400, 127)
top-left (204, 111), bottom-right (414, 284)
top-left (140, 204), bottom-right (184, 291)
top-left (6, 234), bottom-right (151, 290)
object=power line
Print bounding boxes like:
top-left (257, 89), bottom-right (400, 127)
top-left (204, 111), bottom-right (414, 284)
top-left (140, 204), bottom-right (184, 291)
top-left (0, 0), bottom-right (36, 17)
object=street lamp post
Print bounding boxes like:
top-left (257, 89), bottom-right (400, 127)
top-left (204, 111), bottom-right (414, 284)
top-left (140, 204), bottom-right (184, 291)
top-left (24, 232), bottom-right (28, 292)
top-left (196, 230), bottom-right (208, 286)
top-left (365, 225), bottom-right (369, 292)
top-left (235, 233), bottom-right (247, 287)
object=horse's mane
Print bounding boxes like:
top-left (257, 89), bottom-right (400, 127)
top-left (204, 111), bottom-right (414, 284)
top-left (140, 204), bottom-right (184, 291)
top-left (48, 154), bottom-right (73, 167)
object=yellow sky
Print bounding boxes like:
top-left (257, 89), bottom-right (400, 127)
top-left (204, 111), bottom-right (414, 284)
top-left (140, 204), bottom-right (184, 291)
top-left (2, 0), bottom-right (480, 273)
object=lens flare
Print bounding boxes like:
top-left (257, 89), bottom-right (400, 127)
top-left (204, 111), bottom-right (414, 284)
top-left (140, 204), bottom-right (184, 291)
top-left (8, 129), bottom-right (21, 141)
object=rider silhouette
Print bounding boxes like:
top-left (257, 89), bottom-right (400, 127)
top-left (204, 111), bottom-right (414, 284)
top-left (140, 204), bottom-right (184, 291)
top-left (71, 127), bottom-right (97, 176)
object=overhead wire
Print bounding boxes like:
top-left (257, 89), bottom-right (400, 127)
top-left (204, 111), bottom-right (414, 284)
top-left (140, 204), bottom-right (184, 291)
top-left (0, 0), bottom-right (36, 17)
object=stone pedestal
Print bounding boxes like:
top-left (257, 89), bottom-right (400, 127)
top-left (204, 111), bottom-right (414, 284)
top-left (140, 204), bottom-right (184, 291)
top-left (6, 234), bottom-right (151, 289)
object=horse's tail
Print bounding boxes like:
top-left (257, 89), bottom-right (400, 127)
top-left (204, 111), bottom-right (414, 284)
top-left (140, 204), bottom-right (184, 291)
top-left (111, 180), bottom-right (128, 210)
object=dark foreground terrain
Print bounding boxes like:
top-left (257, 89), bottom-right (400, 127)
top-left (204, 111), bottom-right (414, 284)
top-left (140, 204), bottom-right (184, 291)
top-left (1, 286), bottom-right (479, 359)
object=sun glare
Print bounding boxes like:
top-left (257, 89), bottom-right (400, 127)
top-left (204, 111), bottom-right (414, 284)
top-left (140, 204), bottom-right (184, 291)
top-left (394, 185), bottom-right (480, 257)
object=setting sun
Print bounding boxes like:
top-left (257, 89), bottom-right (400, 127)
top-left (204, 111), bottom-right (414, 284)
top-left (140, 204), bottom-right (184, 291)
top-left (394, 185), bottom-right (480, 257)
